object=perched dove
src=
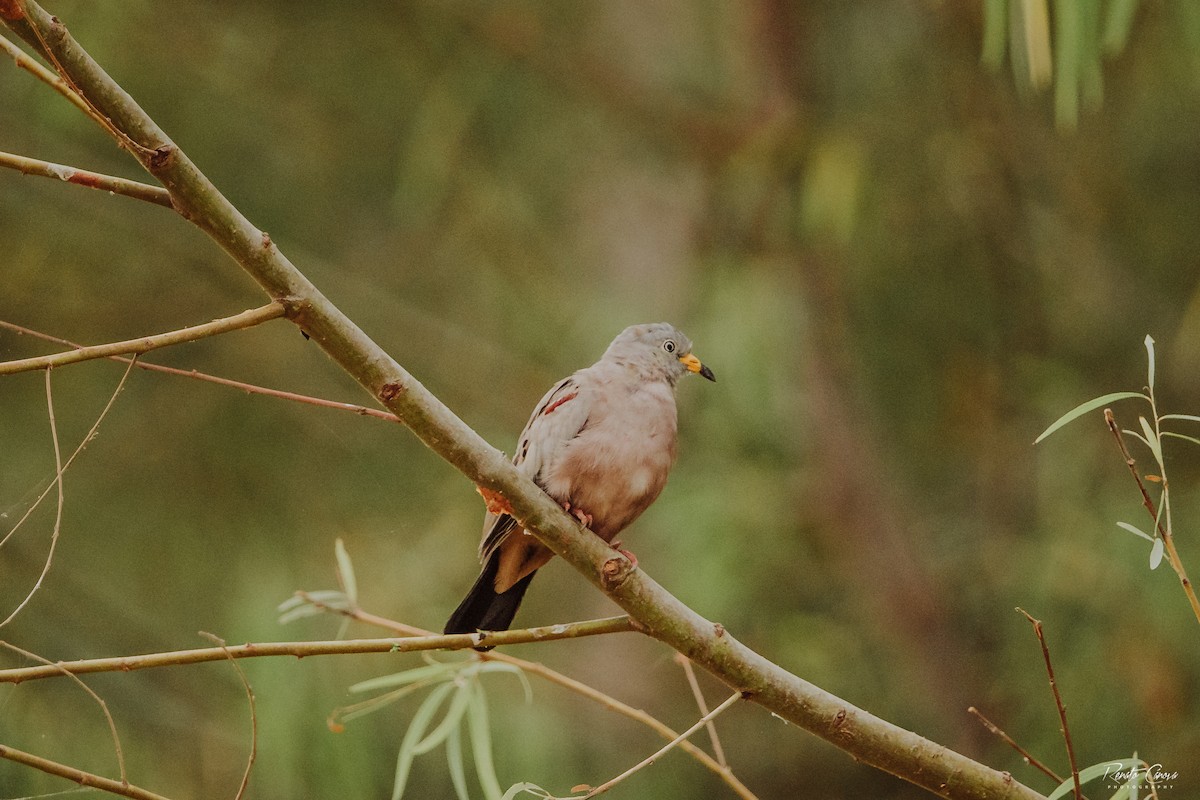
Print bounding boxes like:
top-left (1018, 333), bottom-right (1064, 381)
top-left (444, 322), bottom-right (715, 636)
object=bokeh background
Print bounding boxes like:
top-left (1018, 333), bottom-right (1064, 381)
top-left (3, 2), bottom-right (1200, 797)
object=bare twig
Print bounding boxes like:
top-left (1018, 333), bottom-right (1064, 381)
top-left (1104, 409), bottom-right (1200, 625)
top-left (0, 319), bottom-right (402, 423)
top-left (200, 633), bottom-right (257, 800)
top-left (582, 692), bottom-right (743, 798)
top-left (0, 149), bottom-right (172, 206)
top-left (1, 369), bottom-right (65, 627)
top-left (0, 30), bottom-right (107, 126)
top-left (967, 706), bottom-right (1063, 784)
top-left (676, 652), bottom-right (727, 768)
top-left (301, 598), bottom-right (758, 800)
top-left (0, 303), bottom-right (286, 375)
top-left (0, 355), bottom-right (137, 551)
top-left (0, 617), bottom-right (637, 684)
top-left (0, 743), bottom-right (170, 800)
top-left (0, 640), bottom-right (128, 783)
top-left (1017, 609), bottom-right (1081, 800)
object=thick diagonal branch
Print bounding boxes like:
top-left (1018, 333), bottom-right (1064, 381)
top-left (1, 5), bottom-right (1043, 799)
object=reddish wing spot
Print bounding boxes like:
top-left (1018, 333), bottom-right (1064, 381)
top-left (542, 390), bottom-right (578, 415)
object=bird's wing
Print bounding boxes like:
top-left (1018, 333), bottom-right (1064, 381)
top-left (478, 374), bottom-right (594, 561)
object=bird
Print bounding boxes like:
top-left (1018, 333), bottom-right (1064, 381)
top-left (444, 322), bottom-right (715, 637)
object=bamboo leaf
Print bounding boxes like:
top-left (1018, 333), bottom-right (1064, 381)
top-left (1161, 431), bottom-right (1200, 447)
top-left (352, 661), bottom-right (462, 693)
top-left (335, 537), bottom-right (358, 604)
top-left (413, 679), bottom-right (476, 755)
top-left (1138, 416), bottom-right (1162, 466)
top-left (1103, 0), bottom-right (1139, 55)
top-left (479, 661), bottom-right (534, 703)
top-left (1150, 537), bottom-right (1165, 570)
top-left (1160, 413), bottom-right (1200, 424)
top-left (1047, 760), bottom-right (1141, 800)
top-left (392, 682), bottom-right (456, 800)
top-left (1034, 391), bottom-right (1147, 443)
top-left (1116, 521), bottom-right (1153, 542)
top-left (468, 681), bottom-right (504, 800)
top-left (446, 724), bottom-right (471, 800)
top-left (982, 0), bottom-right (1009, 68)
top-left (1144, 334), bottom-right (1156, 393)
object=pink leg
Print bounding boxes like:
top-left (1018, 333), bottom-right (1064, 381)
top-left (562, 501), bottom-right (593, 529)
top-left (609, 540), bottom-right (638, 568)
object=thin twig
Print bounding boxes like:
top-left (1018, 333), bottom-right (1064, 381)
top-left (0, 303), bottom-right (286, 375)
top-left (0, 743), bottom-right (171, 800)
top-left (676, 652), bottom-right (727, 768)
top-left (582, 692), bottom-right (743, 798)
top-left (292, 597), bottom-right (758, 800)
top-left (200, 633), bottom-right (257, 800)
top-left (0, 149), bottom-right (172, 206)
top-left (1017, 609), bottom-right (1081, 800)
top-left (0, 640), bottom-right (128, 783)
top-left (0, 617), bottom-right (637, 684)
top-left (967, 706), bottom-right (1063, 784)
top-left (1, 369), bottom-right (65, 627)
top-left (0, 319), bottom-right (402, 423)
top-left (1104, 409), bottom-right (1200, 626)
top-left (20, 11), bottom-right (157, 159)
top-left (1, 356), bottom-right (138, 551)
top-left (0, 30), bottom-right (108, 126)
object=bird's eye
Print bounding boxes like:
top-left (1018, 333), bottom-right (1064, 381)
top-left (662, 340), bottom-right (676, 354)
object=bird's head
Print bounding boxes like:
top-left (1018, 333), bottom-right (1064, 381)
top-left (604, 322), bottom-right (716, 385)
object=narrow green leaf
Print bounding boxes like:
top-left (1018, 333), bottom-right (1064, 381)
top-left (1047, 760), bottom-right (1142, 800)
top-left (1161, 431), bottom-right (1200, 447)
top-left (1034, 391), bottom-right (1147, 443)
top-left (1160, 413), bottom-right (1200, 424)
top-left (1103, 0), bottom-right (1139, 55)
top-left (446, 725), bottom-right (471, 800)
top-left (1138, 416), bottom-right (1163, 466)
top-left (392, 682), bottom-right (456, 800)
top-left (413, 680), bottom-right (476, 755)
top-left (1053, 0), bottom-right (1082, 128)
top-left (337, 682), bottom-right (434, 725)
top-left (500, 783), bottom-right (549, 800)
top-left (335, 537), bottom-right (358, 604)
top-left (1116, 521), bottom-right (1153, 542)
top-left (468, 681), bottom-right (504, 800)
top-left (1144, 334), bottom-right (1156, 392)
top-left (1121, 428), bottom-right (1150, 450)
top-left (276, 604), bottom-right (323, 625)
top-left (982, 0), bottom-right (1008, 68)
top-left (352, 661), bottom-right (462, 693)
top-left (479, 662), bottom-right (534, 703)
top-left (1150, 537), bottom-right (1165, 570)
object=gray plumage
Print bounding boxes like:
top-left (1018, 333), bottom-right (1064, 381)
top-left (445, 322), bottom-right (714, 636)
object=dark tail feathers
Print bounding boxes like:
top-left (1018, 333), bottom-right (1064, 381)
top-left (444, 552), bottom-right (537, 643)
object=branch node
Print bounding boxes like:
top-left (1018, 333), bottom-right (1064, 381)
top-left (831, 708), bottom-right (847, 728)
top-left (713, 622), bottom-right (726, 638)
top-left (379, 382), bottom-right (406, 403)
top-left (261, 231), bottom-right (272, 250)
top-left (148, 144), bottom-right (175, 169)
top-left (600, 556), bottom-right (633, 588)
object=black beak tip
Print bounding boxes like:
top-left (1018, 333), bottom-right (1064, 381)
top-left (699, 364), bottom-right (716, 382)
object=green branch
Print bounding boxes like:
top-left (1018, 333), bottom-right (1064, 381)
top-left (0, 303), bottom-right (286, 375)
top-left (0, 149), bottom-right (173, 206)
top-left (0, 617), bottom-right (636, 684)
top-left (2, 5), bottom-right (1044, 799)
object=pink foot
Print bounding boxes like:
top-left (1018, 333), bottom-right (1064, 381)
top-left (610, 540), bottom-right (638, 568)
top-left (562, 501), bottom-right (593, 529)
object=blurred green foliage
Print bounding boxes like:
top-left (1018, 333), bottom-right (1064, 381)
top-left (3, 1), bottom-right (1200, 798)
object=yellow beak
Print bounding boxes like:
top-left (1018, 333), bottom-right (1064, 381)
top-left (679, 353), bottom-right (716, 382)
